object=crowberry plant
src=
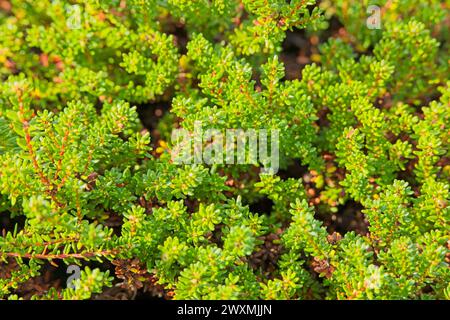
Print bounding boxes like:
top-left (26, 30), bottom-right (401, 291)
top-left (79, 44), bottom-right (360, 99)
top-left (0, 0), bottom-right (449, 300)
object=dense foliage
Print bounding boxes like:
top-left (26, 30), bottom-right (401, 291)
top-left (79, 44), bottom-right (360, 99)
top-left (0, 0), bottom-right (449, 300)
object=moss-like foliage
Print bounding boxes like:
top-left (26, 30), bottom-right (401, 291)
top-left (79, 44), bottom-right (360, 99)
top-left (0, 0), bottom-right (448, 300)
